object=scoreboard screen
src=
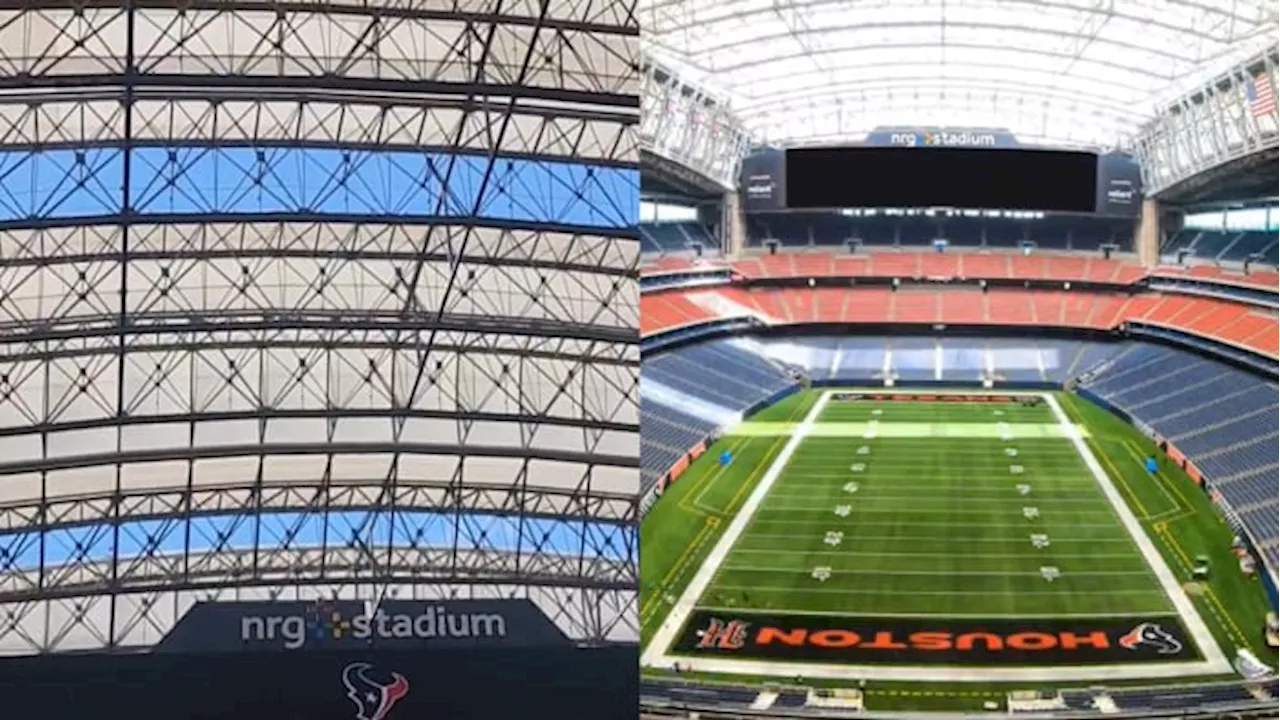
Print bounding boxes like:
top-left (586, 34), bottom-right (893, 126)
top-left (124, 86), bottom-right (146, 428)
top-left (739, 128), bottom-right (1143, 216)
top-left (786, 146), bottom-right (1097, 213)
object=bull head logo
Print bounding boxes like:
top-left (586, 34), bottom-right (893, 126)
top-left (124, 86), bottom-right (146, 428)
top-left (1118, 623), bottom-right (1182, 655)
top-left (341, 662), bottom-right (409, 720)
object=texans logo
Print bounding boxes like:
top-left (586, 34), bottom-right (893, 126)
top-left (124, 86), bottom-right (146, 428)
top-left (342, 662), bottom-right (409, 720)
top-left (1118, 623), bottom-right (1182, 655)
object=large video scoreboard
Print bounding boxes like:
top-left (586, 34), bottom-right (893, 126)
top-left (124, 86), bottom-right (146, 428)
top-left (741, 127), bottom-right (1142, 216)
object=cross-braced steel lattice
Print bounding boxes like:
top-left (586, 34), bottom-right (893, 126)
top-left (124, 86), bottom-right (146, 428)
top-left (0, 0), bottom-right (640, 654)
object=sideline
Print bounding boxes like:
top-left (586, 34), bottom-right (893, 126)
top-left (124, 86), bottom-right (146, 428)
top-left (640, 391), bottom-right (832, 668)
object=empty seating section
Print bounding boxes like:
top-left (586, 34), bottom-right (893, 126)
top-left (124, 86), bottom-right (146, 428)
top-left (1081, 346), bottom-right (1279, 563)
top-left (642, 249), bottom-right (1278, 291)
top-left (751, 336), bottom-right (1128, 385)
top-left (639, 292), bottom-right (719, 334)
top-left (640, 222), bottom-right (718, 256)
top-left (1163, 229), bottom-right (1280, 266)
top-left (640, 399), bottom-right (716, 496)
top-left (889, 337), bottom-right (936, 380)
top-left (641, 286), bottom-right (1280, 359)
top-left (1151, 263), bottom-right (1280, 291)
top-left (743, 214), bottom-right (1135, 252)
top-left (639, 340), bottom-right (796, 494)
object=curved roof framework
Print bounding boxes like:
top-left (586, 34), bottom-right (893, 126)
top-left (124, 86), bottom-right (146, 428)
top-left (0, 0), bottom-right (639, 653)
top-left (642, 0), bottom-right (1278, 147)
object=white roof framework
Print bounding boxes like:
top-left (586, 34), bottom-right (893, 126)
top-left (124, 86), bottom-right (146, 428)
top-left (642, 0), bottom-right (1279, 147)
top-left (0, 0), bottom-right (639, 654)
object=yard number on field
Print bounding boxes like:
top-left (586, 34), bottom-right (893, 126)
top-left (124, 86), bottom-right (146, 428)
top-left (811, 566), bottom-right (832, 582)
top-left (1030, 533), bottom-right (1050, 549)
top-left (824, 531), bottom-right (844, 547)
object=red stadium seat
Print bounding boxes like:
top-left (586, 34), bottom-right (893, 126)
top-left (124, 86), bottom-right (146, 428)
top-left (641, 284), bottom-right (1278, 360)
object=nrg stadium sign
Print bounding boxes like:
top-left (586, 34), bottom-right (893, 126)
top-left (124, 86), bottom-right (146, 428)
top-left (867, 126), bottom-right (1019, 149)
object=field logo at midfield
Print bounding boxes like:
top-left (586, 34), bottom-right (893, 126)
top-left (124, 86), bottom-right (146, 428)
top-left (695, 617), bottom-right (750, 649)
top-left (1119, 623), bottom-right (1182, 655)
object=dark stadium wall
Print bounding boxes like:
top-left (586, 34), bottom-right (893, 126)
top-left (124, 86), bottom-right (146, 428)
top-left (0, 646), bottom-right (636, 719)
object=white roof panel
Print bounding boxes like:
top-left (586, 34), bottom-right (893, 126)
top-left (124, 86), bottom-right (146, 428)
top-left (643, 0), bottom-right (1278, 146)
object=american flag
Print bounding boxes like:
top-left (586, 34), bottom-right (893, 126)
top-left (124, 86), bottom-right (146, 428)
top-left (1245, 73), bottom-right (1276, 118)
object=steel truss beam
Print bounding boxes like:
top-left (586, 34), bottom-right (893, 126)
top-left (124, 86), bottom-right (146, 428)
top-left (0, 92), bottom-right (636, 167)
top-left (0, 2), bottom-right (637, 104)
top-left (0, 0), bottom-right (640, 650)
top-left (0, 479), bottom-right (634, 535)
top-left (0, 561), bottom-right (635, 654)
top-left (641, 0), bottom-right (1274, 145)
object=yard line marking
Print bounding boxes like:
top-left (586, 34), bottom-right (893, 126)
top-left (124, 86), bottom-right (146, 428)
top-left (774, 483), bottom-right (1103, 495)
top-left (713, 584), bottom-right (1166, 597)
top-left (694, 606), bottom-right (1179, 620)
top-left (737, 533), bottom-right (1136, 543)
top-left (775, 472), bottom-right (1103, 481)
top-left (756, 505), bottom-right (1117, 515)
top-left (641, 389), bottom-right (833, 667)
top-left (1045, 393), bottom-right (1230, 674)
top-left (742, 520), bottom-right (1131, 532)
top-left (719, 565), bottom-right (1155, 578)
top-left (648, 399), bottom-right (813, 625)
top-left (762, 497), bottom-right (1116, 507)
top-left (1119, 442), bottom-right (1183, 520)
top-left (727, 549), bottom-right (1151, 560)
top-left (762, 484), bottom-right (1105, 497)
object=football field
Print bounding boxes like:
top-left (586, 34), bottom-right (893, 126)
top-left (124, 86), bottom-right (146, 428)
top-left (642, 389), bottom-right (1232, 682)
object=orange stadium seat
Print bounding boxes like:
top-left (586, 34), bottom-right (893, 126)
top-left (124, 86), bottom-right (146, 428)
top-left (844, 288), bottom-right (894, 322)
top-left (1088, 295), bottom-right (1131, 327)
top-left (641, 285), bottom-right (1278, 360)
top-left (746, 287), bottom-right (791, 322)
top-left (1246, 324), bottom-right (1280, 356)
top-left (647, 249), bottom-right (1280, 292)
top-left (638, 292), bottom-right (717, 334)
top-left (893, 290), bottom-right (940, 323)
top-left (986, 288), bottom-right (1037, 324)
top-left (868, 252), bottom-right (921, 278)
top-left (919, 253), bottom-right (961, 279)
top-left (938, 289), bottom-right (987, 324)
top-left (960, 253), bottom-right (1013, 279)
top-left (1043, 256), bottom-right (1089, 282)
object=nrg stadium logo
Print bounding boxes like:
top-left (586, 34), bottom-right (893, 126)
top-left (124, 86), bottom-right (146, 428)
top-left (240, 600), bottom-right (508, 650)
top-left (889, 130), bottom-right (998, 147)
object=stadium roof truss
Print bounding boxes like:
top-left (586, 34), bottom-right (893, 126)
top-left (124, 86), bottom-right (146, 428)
top-left (641, 0), bottom-right (1279, 148)
top-left (0, 0), bottom-right (640, 653)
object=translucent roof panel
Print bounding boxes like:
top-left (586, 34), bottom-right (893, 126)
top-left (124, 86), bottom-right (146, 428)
top-left (642, 0), bottom-right (1278, 147)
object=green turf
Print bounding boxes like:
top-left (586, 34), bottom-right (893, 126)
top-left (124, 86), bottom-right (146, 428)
top-left (640, 392), bottom-right (817, 643)
top-left (703, 396), bottom-right (1171, 619)
top-left (640, 389), bottom-right (1277, 710)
